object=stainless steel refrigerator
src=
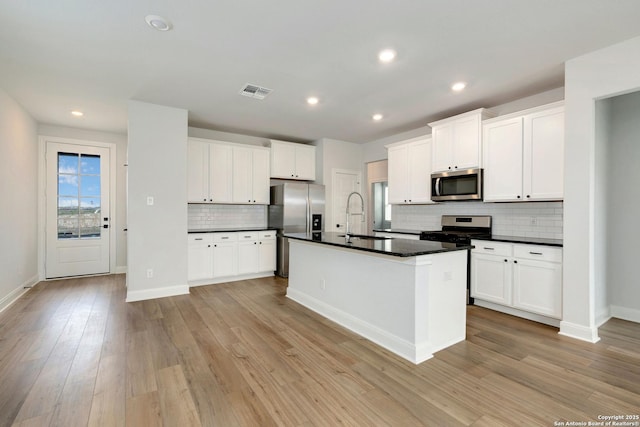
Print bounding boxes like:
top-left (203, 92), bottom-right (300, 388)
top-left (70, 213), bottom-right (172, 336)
top-left (268, 183), bottom-right (325, 277)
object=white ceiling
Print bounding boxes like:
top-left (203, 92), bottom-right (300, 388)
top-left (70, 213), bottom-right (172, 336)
top-left (1, 1), bottom-right (640, 143)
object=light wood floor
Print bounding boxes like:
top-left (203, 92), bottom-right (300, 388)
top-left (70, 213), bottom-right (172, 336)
top-left (0, 274), bottom-right (638, 426)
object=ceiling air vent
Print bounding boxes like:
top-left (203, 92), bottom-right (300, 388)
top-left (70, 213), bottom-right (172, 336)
top-left (239, 83), bottom-right (273, 100)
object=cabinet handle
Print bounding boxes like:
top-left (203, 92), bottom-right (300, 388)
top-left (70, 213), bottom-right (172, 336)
top-left (448, 166), bottom-right (452, 170)
top-left (517, 195), bottom-right (521, 199)
top-left (244, 236), bottom-right (252, 238)
top-left (514, 260), bottom-right (518, 264)
top-left (504, 259), bottom-right (508, 262)
top-left (483, 247), bottom-right (495, 250)
top-left (529, 251), bottom-right (543, 255)
top-left (253, 200), bottom-right (256, 203)
top-left (259, 242), bottom-right (262, 244)
top-left (254, 242), bottom-right (257, 245)
top-left (221, 237), bottom-right (229, 240)
top-left (203, 198), bottom-right (207, 201)
top-left (194, 238), bottom-right (203, 241)
top-left (454, 165), bottom-right (458, 169)
top-left (207, 245), bottom-right (211, 248)
top-left (526, 195), bottom-right (531, 199)
top-left (214, 244), bottom-right (217, 247)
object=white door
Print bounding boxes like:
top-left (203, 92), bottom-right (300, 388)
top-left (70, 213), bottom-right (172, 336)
top-left (332, 169), bottom-right (363, 234)
top-left (46, 142), bottom-right (111, 278)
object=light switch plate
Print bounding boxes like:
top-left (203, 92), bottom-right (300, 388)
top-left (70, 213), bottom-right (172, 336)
top-left (146, 196), bottom-right (154, 206)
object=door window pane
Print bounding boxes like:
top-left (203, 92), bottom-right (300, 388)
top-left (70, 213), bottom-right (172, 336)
top-left (57, 152), bottom-right (101, 240)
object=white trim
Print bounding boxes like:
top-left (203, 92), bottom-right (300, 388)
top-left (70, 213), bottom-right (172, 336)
top-left (610, 305), bottom-right (640, 324)
top-left (38, 135), bottom-right (117, 280)
top-left (473, 299), bottom-right (560, 328)
top-left (595, 307), bottom-right (612, 327)
top-left (125, 284), bottom-right (189, 302)
top-left (559, 320), bottom-right (600, 343)
top-left (0, 275), bottom-right (39, 314)
top-left (188, 271), bottom-right (274, 287)
top-left (115, 266), bottom-right (128, 274)
top-left (287, 288), bottom-right (434, 364)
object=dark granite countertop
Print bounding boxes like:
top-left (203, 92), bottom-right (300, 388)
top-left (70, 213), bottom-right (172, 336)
top-left (372, 228), bottom-right (425, 236)
top-left (285, 231), bottom-right (471, 257)
top-left (472, 235), bottom-right (563, 247)
top-left (188, 227), bottom-right (274, 234)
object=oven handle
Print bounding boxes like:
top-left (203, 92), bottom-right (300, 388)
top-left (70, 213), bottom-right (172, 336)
top-left (435, 177), bottom-right (441, 196)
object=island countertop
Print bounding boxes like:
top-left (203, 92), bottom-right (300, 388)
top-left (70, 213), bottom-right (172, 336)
top-left (285, 231), bottom-right (471, 257)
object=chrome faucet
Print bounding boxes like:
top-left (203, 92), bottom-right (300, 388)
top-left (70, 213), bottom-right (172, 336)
top-left (345, 191), bottom-right (365, 239)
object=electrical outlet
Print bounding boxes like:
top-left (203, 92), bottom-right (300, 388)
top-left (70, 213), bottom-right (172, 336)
top-left (146, 196), bottom-right (154, 206)
top-left (146, 268), bottom-right (153, 278)
top-left (530, 217), bottom-right (538, 226)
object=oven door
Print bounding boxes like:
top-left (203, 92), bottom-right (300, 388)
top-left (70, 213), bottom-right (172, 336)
top-left (431, 168), bottom-right (482, 201)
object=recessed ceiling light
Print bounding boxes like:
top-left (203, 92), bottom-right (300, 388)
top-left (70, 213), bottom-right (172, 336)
top-left (378, 49), bottom-right (396, 63)
top-left (145, 15), bottom-right (172, 31)
top-left (307, 97), bottom-right (319, 105)
top-left (451, 82), bottom-right (467, 92)
top-left (71, 110), bottom-right (84, 117)
top-left (372, 113), bottom-right (383, 121)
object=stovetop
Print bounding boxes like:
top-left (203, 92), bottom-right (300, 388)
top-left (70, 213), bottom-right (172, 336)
top-left (419, 215), bottom-right (492, 244)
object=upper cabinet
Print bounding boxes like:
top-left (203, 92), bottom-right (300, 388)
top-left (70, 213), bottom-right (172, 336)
top-left (270, 140), bottom-right (316, 180)
top-left (187, 138), bottom-right (270, 204)
top-left (386, 136), bottom-right (434, 204)
top-left (483, 102), bottom-right (564, 202)
top-left (429, 108), bottom-right (495, 173)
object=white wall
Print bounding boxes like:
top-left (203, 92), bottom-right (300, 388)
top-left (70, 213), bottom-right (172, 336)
top-left (313, 138), bottom-right (364, 232)
top-left (0, 88), bottom-right (38, 311)
top-left (38, 124), bottom-right (128, 272)
top-left (607, 90), bottom-right (640, 322)
top-left (126, 101), bottom-right (189, 302)
top-left (562, 35), bottom-right (640, 342)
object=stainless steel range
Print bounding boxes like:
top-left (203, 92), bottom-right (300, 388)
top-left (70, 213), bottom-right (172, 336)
top-left (420, 215), bottom-right (492, 304)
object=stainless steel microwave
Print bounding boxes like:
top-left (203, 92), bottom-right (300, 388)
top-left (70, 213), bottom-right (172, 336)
top-left (431, 168), bottom-right (483, 201)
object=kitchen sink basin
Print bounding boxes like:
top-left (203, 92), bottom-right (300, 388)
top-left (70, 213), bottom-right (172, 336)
top-left (338, 234), bottom-right (392, 240)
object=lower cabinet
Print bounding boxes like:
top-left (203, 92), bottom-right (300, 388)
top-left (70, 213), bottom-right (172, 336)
top-left (188, 230), bottom-right (276, 285)
top-left (471, 240), bottom-right (562, 320)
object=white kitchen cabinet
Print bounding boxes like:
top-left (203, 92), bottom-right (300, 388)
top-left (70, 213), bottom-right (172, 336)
top-left (471, 240), bottom-right (562, 320)
top-left (270, 140), bottom-right (316, 180)
top-left (188, 138), bottom-right (269, 204)
top-left (430, 109), bottom-right (494, 173)
top-left (188, 234), bottom-right (214, 281)
top-left (387, 136), bottom-right (434, 204)
top-left (258, 231), bottom-right (277, 272)
top-left (483, 102), bottom-right (564, 202)
top-left (212, 233), bottom-right (238, 278)
top-left (188, 230), bottom-right (276, 285)
top-left (232, 146), bottom-right (270, 204)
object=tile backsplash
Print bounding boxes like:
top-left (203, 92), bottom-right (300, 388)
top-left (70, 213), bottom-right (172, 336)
top-left (391, 201), bottom-right (563, 239)
top-left (188, 204), bottom-right (267, 230)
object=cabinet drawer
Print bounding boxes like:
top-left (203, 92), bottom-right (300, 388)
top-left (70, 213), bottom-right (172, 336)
top-left (471, 240), bottom-right (512, 257)
top-left (237, 232), bottom-right (259, 241)
top-left (189, 234), bottom-right (213, 244)
top-left (213, 232), bottom-right (238, 243)
top-left (514, 244), bottom-right (562, 262)
top-left (259, 230), bottom-right (276, 240)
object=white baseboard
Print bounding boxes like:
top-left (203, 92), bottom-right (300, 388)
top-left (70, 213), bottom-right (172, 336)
top-left (115, 266), bottom-right (127, 274)
top-left (125, 284), bottom-right (189, 302)
top-left (595, 307), bottom-right (612, 327)
top-left (0, 274), bottom-right (39, 314)
top-left (287, 288), bottom-right (433, 364)
top-left (188, 271), bottom-right (274, 287)
top-left (473, 299), bottom-right (560, 328)
top-left (610, 305), bottom-right (640, 324)
top-left (559, 320), bottom-right (600, 343)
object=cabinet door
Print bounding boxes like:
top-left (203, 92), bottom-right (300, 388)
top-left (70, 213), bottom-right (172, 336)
top-left (258, 239), bottom-right (276, 272)
top-left (188, 236), bottom-right (213, 281)
top-left (513, 258), bottom-right (562, 318)
top-left (209, 143), bottom-right (233, 203)
top-left (483, 117), bottom-right (524, 202)
top-left (431, 124), bottom-right (453, 172)
top-left (232, 146), bottom-right (253, 203)
top-left (407, 139), bottom-right (432, 203)
top-left (237, 240), bottom-right (259, 274)
top-left (471, 253), bottom-right (512, 305)
top-left (270, 142), bottom-right (295, 178)
top-left (294, 144), bottom-right (316, 180)
top-left (212, 242), bottom-right (237, 278)
top-left (252, 148), bottom-right (270, 204)
top-left (453, 115), bottom-right (482, 170)
top-left (523, 107), bottom-right (564, 201)
top-left (387, 145), bottom-right (410, 204)
top-left (187, 140), bottom-right (209, 203)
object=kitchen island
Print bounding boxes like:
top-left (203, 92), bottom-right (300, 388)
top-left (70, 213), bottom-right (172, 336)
top-left (285, 232), bottom-right (471, 364)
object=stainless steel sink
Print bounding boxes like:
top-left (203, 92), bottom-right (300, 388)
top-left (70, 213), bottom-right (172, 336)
top-left (338, 234), bottom-right (392, 240)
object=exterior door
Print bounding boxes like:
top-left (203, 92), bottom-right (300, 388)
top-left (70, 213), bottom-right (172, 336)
top-left (46, 142), bottom-right (111, 278)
